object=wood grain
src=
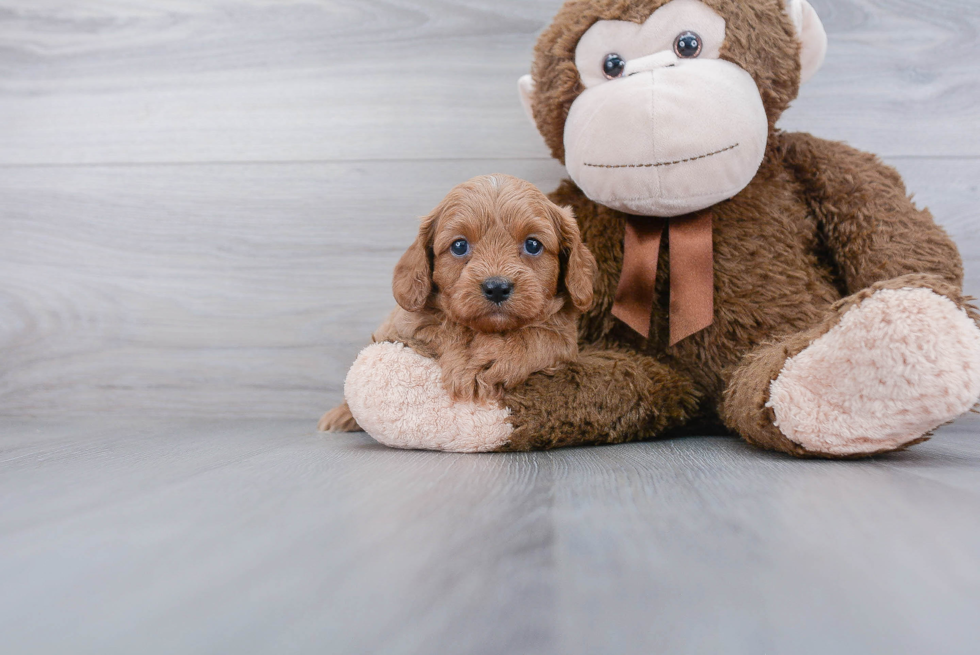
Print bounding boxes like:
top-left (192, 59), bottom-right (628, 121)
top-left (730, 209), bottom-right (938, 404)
top-left (0, 159), bottom-right (566, 416)
top-left (0, 0), bottom-right (978, 418)
top-left (0, 156), bottom-right (974, 417)
top-left (1, 416), bottom-right (978, 654)
top-left (780, 0), bottom-right (980, 156)
top-left (0, 0), bottom-right (556, 165)
top-left (0, 0), bottom-right (978, 166)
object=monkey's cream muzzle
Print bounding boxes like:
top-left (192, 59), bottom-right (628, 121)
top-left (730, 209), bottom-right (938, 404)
top-left (563, 58), bottom-right (769, 218)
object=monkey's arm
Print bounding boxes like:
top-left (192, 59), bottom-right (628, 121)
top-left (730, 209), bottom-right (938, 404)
top-left (780, 132), bottom-right (963, 294)
top-left (342, 341), bottom-right (699, 452)
top-left (499, 348), bottom-right (699, 451)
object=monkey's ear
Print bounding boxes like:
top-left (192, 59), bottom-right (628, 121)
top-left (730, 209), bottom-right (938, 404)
top-left (392, 213), bottom-right (437, 312)
top-left (517, 75), bottom-right (537, 128)
top-left (785, 0), bottom-right (828, 84)
top-left (550, 204), bottom-right (597, 312)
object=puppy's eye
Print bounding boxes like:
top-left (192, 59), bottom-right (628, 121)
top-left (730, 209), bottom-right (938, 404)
top-left (523, 238), bottom-right (544, 256)
top-left (603, 53), bottom-right (626, 79)
top-left (450, 238), bottom-right (469, 257)
top-left (674, 31), bottom-right (702, 59)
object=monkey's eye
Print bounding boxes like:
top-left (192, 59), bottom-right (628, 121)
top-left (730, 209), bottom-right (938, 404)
top-left (523, 238), bottom-right (544, 256)
top-left (450, 239), bottom-right (469, 257)
top-left (602, 53), bottom-right (626, 79)
top-left (674, 31), bottom-right (702, 59)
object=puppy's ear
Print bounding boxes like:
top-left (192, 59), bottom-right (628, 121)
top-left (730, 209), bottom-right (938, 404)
top-left (550, 204), bottom-right (597, 312)
top-left (393, 211), bottom-right (438, 312)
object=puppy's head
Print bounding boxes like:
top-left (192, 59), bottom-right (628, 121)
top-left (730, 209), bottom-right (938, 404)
top-left (393, 175), bottom-right (596, 333)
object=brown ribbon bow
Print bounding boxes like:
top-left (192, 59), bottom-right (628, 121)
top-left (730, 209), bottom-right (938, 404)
top-left (611, 210), bottom-right (714, 345)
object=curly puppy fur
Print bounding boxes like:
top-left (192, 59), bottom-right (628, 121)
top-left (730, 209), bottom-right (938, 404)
top-left (494, 0), bottom-right (970, 456)
top-left (319, 175), bottom-right (597, 432)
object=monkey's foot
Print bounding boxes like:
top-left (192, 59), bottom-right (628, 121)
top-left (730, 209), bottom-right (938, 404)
top-left (768, 288), bottom-right (980, 456)
top-left (344, 342), bottom-right (514, 453)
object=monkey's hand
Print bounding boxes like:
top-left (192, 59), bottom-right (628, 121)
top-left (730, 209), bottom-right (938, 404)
top-left (344, 342), bottom-right (514, 452)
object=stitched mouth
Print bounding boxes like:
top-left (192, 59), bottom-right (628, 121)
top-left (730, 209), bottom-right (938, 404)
top-left (583, 143), bottom-right (739, 169)
top-left (627, 64), bottom-right (675, 76)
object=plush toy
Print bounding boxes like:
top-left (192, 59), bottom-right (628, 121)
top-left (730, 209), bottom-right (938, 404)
top-left (342, 0), bottom-right (980, 457)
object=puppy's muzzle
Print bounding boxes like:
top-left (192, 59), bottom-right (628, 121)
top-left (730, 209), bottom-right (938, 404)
top-left (481, 277), bottom-right (514, 305)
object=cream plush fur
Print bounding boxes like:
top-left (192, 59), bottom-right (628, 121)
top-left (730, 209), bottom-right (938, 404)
top-left (345, 342), bottom-right (514, 453)
top-left (563, 58), bottom-right (768, 217)
top-left (768, 288), bottom-right (980, 456)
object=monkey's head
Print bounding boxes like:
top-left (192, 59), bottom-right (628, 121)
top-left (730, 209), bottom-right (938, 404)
top-left (519, 0), bottom-right (827, 217)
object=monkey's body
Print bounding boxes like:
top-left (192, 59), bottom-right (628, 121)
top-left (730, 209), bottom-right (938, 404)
top-left (338, 0), bottom-right (980, 457)
top-left (502, 132), bottom-right (973, 455)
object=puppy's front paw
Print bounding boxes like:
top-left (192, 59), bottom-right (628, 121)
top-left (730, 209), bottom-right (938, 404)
top-left (344, 342), bottom-right (514, 452)
top-left (473, 363), bottom-right (510, 402)
top-left (441, 367), bottom-right (504, 405)
top-left (441, 366), bottom-right (481, 404)
top-left (317, 402), bottom-right (362, 432)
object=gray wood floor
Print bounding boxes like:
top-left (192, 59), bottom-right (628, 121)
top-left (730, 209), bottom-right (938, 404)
top-left (2, 416), bottom-right (980, 655)
top-left (2, 1), bottom-right (980, 653)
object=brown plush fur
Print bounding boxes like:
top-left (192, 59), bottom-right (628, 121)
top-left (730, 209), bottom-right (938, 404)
top-left (494, 0), bottom-right (967, 456)
top-left (319, 175), bottom-right (597, 432)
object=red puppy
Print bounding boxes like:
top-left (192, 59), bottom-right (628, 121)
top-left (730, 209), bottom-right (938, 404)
top-left (319, 174), bottom-right (597, 432)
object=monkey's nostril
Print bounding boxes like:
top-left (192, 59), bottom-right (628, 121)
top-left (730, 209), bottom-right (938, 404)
top-left (481, 277), bottom-right (514, 305)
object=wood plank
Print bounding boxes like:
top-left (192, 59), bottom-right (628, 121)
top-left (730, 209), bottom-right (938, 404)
top-left (0, 417), bottom-right (978, 654)
top-left (880, 416), bottom-right (980, 496)
top-left (0, 0), bottom-right (977, 166)
top-left (550, 424), bottom-right (980, 655)
top-left (888, 156), bottom-right (980, 294)
top-left (0, 159), bottom-right (566, 417)
top-left (0, 157), bottom-right (975, 418)
top-left (0, 0), bottom-right (556, 165)
top-left (780, 0), bottom-right (980, 156)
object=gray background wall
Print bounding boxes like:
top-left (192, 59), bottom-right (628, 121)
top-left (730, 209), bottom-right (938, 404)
top-left (1, 0), bottom-right (977, 418)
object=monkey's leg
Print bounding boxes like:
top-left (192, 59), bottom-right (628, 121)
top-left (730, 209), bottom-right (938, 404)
top-left (500, 348), bottom-right (699, 451)
top-left (721, 275), bottom-right (980, 458)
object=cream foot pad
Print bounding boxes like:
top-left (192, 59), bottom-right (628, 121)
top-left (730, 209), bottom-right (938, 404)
top-left (769, 288), bottom-right (980, 456)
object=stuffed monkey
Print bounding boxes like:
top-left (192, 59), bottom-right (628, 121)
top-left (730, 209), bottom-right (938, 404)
top-left (342, 0), bottom-right (980, 457)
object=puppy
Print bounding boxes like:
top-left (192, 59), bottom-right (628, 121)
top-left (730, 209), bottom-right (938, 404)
top-left (318, 174), bottom-right (597, 432)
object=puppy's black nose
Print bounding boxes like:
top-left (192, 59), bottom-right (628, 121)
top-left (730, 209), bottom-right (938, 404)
top-left (481, 277), bottom-right (514, 304)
